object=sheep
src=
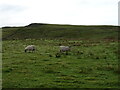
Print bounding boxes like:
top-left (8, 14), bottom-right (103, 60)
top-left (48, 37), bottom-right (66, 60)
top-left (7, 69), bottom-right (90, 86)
top-left (59, 46), bottom-right (71, 54)
top-left (24, 45), bottom-right (36, 53)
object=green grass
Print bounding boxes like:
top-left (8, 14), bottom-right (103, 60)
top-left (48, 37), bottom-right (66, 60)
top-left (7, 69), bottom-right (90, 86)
top-left (2, 39), bottom-right (119, 88)
top-left (2, 24), bottom-right (119, 88)
top-left (2, 23), bottom-right (118, 40)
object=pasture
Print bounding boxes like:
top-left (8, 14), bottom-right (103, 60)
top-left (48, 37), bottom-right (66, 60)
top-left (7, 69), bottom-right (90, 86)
top-left (2, 39), bottom-right (119, 88)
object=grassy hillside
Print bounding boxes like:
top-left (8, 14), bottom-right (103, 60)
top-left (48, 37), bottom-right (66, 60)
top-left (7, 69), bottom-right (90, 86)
top-left (2, 23), bottom-right (119, 88)
top-left (2, 23), bottom-right (118, 40)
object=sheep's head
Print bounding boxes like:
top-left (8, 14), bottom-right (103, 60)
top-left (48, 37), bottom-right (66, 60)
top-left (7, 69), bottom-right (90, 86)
top-left (25, 49), bottom-right (27, 52)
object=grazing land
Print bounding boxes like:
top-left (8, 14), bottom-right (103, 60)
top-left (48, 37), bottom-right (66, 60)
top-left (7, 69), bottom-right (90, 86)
top-left (2, 23), bottom-right (119, 88)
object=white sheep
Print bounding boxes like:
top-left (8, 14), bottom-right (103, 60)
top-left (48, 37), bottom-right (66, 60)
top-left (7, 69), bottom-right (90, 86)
top-left (24, 45), bottom-right (36, 52)
top-left (59, 46), bottom-right (71, 53)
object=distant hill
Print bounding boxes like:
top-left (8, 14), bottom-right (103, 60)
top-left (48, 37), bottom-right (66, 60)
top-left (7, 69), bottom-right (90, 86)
top-left (2, 23), bottom-right (118, 40)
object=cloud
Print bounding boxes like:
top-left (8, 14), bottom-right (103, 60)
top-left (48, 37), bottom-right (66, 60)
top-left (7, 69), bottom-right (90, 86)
top-left (0, 4), bottom-right (24, 13)
top-left (0, 2), bottom-right (27, 27)
top-left (0, 0), bottom-right (119, 27)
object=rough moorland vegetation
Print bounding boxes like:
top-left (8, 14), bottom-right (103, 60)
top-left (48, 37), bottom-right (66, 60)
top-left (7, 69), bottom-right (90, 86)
top-left (2, 23), bottom-right (119, 88)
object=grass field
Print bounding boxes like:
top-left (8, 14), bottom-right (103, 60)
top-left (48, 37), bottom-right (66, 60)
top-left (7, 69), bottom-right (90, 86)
top-left (2, 23), bottom-right (119, 88)
top-left (2, 23), bottom-right (118, 40)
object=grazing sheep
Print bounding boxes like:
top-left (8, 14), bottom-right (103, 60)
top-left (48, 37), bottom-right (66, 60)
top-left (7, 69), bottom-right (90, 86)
top-left (59, 46), bottom-right (71, 53)
top-left (25, 45), bottom-right (36, 52)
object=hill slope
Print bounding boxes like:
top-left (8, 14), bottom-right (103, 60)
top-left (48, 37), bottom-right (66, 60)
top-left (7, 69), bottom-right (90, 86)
top-left (2, 23), bottom-right (118, 40)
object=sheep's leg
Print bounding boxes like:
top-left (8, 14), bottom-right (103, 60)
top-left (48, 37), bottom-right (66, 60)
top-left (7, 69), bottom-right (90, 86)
top-left (28, 50), bottom-right (31, 53)
top-left (25, 49), bottom-right (27, 53)
top-left (66, 51), bottom-right (69, 55)
top-left (33, 49), bottom-right (35, 52)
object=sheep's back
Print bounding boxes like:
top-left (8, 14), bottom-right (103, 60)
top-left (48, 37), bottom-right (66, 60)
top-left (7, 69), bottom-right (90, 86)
top-left (25, 45), bottom-right (35, 50)
top-left (60, 46), bottom-right (70, 51)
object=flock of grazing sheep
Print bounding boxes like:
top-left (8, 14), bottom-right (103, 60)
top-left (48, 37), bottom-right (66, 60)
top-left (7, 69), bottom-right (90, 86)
top-left (24, 45), bottom-right (71, 54)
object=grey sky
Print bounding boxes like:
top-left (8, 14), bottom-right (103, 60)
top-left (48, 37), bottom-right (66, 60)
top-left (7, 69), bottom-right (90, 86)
top-left (118, 1), bottom-right (120, 25)
top-left (0, 0), bottom-right (119, 27)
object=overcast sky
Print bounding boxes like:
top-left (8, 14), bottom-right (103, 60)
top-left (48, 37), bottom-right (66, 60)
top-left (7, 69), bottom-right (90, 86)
top-left (0, 0), bottom-right (119, 27)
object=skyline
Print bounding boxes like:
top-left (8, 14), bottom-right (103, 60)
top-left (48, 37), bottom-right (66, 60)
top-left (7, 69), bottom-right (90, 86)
top-left (0, 0), bottom-right (119, 27)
